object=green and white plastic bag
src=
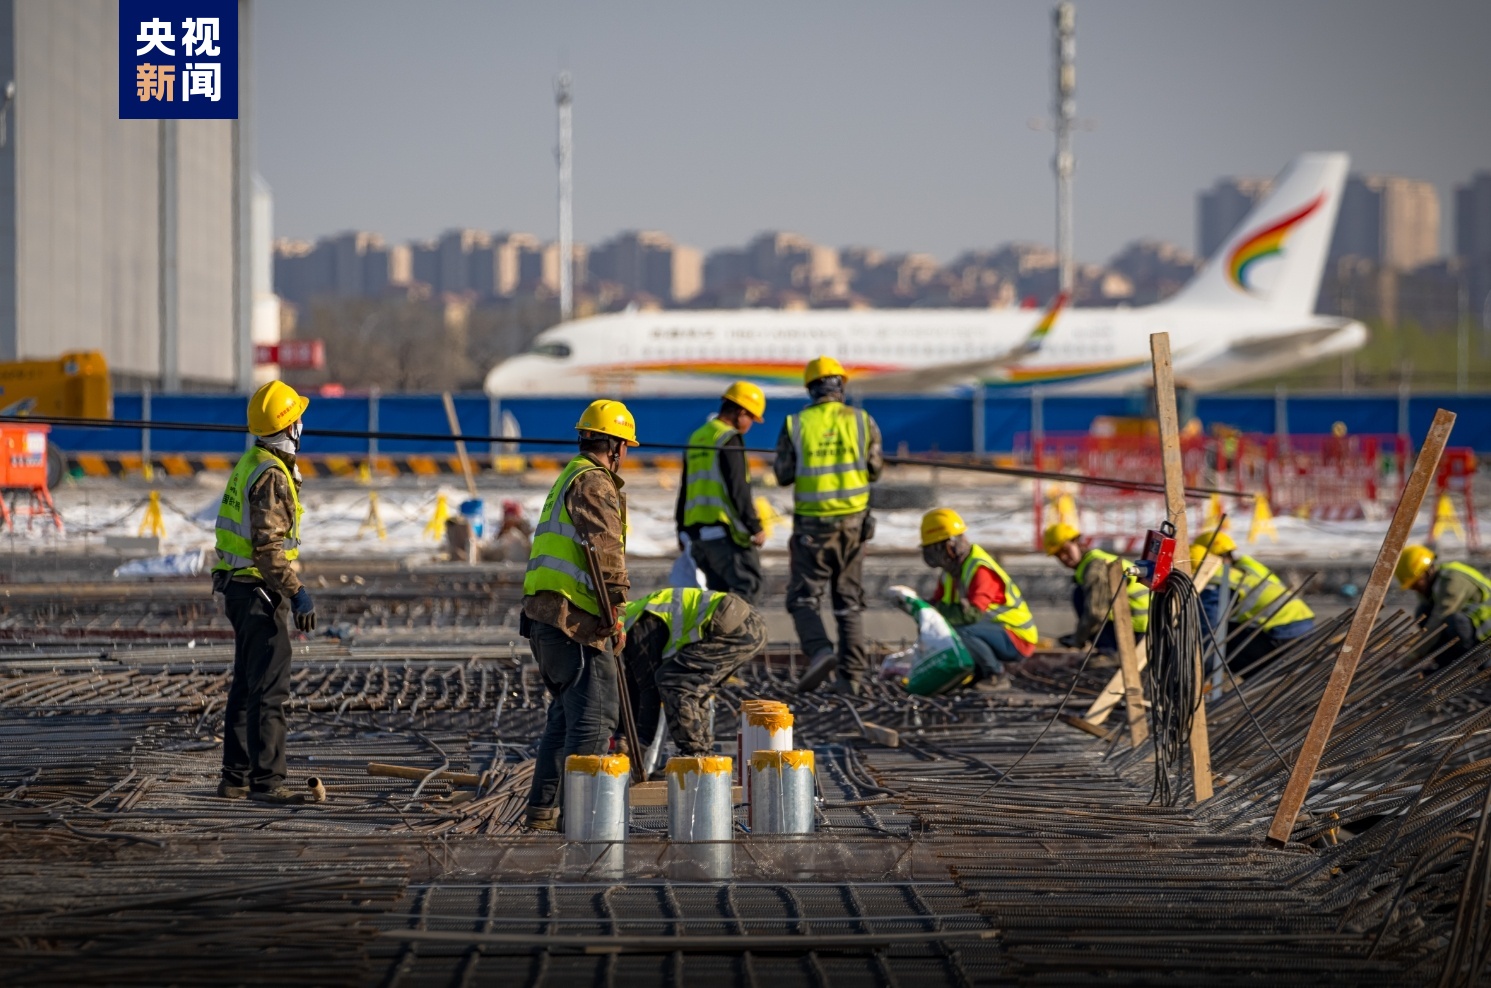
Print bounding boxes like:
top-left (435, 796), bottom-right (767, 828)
top-left (885, 585), bottom-right (976, 696)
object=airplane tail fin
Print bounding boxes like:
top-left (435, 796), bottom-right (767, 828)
top-left (1163, 153), bottom-right (1348, 313)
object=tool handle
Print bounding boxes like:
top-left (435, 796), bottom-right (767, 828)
top-left (578, 538), bottom-right (645, 783)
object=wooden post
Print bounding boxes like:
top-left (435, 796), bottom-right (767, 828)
top-left (1150, 332), bottom-right (1212, 802)
top-left (442, 392), bottom-right (480, 499)
top-left (1108, 559), bottom-right (1149, 747)
top-left (1083, 553), bottom-right (1223, 726)
top-left (1267, 408), bottom-right (1456, 845)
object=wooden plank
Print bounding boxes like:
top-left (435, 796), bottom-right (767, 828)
top-left (1084, 554), bottom-right (1224, 725)
top-left (630, 780), bottom-right (743, 807)
top-left (1150, 332), bottom-right (1212, 802)
top-left (1267, 408), bottom-right (1457, 846)
top-left (1108, 558), bottom-right (1150, 747)
top-left (442, 391), bottom-right (479, 499)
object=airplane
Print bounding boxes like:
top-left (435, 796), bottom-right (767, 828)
top-left (484, 153), bottom-right (1366, 397)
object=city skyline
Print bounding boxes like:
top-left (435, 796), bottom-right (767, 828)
top-left (256, 0), bottom-right (1491, 263)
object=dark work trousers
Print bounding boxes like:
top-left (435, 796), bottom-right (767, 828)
top-left (1228, 618), bottom-right (1315, 674)
top-left (628, 604), bottom-right (768, 756)
top-left (221, 582), bottom-right (294, 792)
top-left (690, 536), bottom-right (764, 605)
top-left (1069, 583), bottom-right (1146, 658)
top-left (955, 622), bottom-right (1025, 678)
top-left (525, 619), bottom-right (620, 812)
top-left (787, 512), bottom-right (869, 685)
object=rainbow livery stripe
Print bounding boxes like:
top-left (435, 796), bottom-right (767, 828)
top-left (1227, 192), bottom-right (1325, 293)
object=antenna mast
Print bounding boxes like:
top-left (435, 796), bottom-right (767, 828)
top-left (556, 72), bottom-right (574, 321)
top-left (1053, 3), bottom-right (1076, 295)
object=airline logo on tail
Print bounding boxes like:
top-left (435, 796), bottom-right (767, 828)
top-left (1227, 192), bottom-right (1326, 294)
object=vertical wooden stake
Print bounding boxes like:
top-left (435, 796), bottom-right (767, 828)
top-left (1108, 559), bottom-right (1149, 748)
top-left (1267, 408), bottom-right (1457, 845)
top-left (1150, 333), bottom-right (1212, 802)
top-left (442, 391), bottom-right (480, 499)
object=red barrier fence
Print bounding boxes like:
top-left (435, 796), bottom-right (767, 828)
top-left (1029, 433), bottom-right (1477, 552)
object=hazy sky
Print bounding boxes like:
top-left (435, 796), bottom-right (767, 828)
top-left (255, 0), bottom-right (1491, 263)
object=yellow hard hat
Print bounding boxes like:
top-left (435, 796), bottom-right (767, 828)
top-left (920, 508), bottom-right (967, 547)
top-left (1043, 522), bottom-right (1080, 555)
top-left (722, 380), bottom-right (766, 421)
top-left (576, 399), bottom-right (640, 446)
top-left (1189, 543), bottom-right (1211, 572)
top-left (1332, 421), bottom-right (1348, 438)
top-left (1395, 544), bottom-right (1434, 589)
top-left (1195, 531), bottom-right (1236, 555)
top-left (247, 380), bottom-right (309, 437)
top-left (803, 355), bottom-right (847, 385)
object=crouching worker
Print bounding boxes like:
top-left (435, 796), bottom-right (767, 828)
top-left (920, 509), bottom-right (1037, 686)
top-left (1043, 523), bottom-right (1150, 653)
top-left (622, 587), bottom-right (768, 759)
top-left (1396, 544), bottom-right (1491, 669)
top-left (1192, 532), bottom-right (1314, 672)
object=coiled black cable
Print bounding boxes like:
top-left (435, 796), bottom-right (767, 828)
top-left (1143, 570), bottom-right (1204, 806)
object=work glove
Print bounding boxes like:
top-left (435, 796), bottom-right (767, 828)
top-left (291, 588), bottom-right (316, 633)
top-left (612, 617), bottom-right (627, 653)
top-left (1057, 632), bottom-right (1080, 649)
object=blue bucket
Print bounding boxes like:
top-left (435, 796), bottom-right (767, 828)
top-left (458, 498), bottom-right (485, 539)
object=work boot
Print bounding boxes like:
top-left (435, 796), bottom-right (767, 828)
top-left (796, 649), bottom-right (838, 693)
top-left (828, 675), bottom-right (863, 697)
top-left (247, 785), bottom-right (307, 805)
top-left (216, 780), bottom-right (249, 800)
top-left (973, 673), bottom-right (1013, 694)
top-left (524, 805), bottom-right (560, 832)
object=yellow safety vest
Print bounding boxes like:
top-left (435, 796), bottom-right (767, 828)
top-left (939, 544), bottom-right (1038, 644)
top-left (1227, 555), bottom-right (1314, 631)
top-left (1074, 548), bottom-right (1151, 634)
top-left (785, 401), bottom-right (872, 518)
top-left (522, 455), bottom-right (623, 617)
top-left (212, 447), bottom-right (302, 580)
top-left (621, 587), bottom-right (727, 658)
top-left (1440, 562), bottom-right (1491, 641)
top-left (682, 417), bottom-right (751, 547)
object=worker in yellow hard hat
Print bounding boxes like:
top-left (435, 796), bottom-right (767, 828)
top-left (520, 398), bottom-right (638, 831)
top-left (916, 509), bottom-right (1038, 690)
top-left (1395, 544), bottom-right (1491, 669)
top-left (776, 356), bottom-right (885, 696)
top-left (211, 381), bottom-right (314, 805)
top-left (676, 381), bottom-right (768, 604)
top-left (1042, 523), bottom-right (1151, 653)
top-left (1191, 531), bottom-right (1314, 673)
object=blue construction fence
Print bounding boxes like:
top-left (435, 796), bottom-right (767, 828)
top-left (44, 391), bottom-right (1491, 457)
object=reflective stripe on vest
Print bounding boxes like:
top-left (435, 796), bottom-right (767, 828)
top-left (1227, 556), bottom-right (1314, 630)
top-left (212, 447), bottom-right (302, 578)
top-left (938, 544), bottom-right (1039, 644)
top-left (786, 401), bottom-right (871, 517)
top-left (1074, 548), bottom-right (1151, 634)
top-left (1441, 562), bottom-right (1491, 640)
top-left (682, 417), bottom-right (751, 546)
top-left (522, 455), bottom-right (614, 616)
top-left (621, 587), bottom-right (726, 658)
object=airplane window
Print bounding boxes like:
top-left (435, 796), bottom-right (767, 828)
top-left (528, 341), bottom-right (572, 358)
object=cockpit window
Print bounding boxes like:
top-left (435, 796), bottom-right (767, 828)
top-left (528, 341), bottom-right (572, 358)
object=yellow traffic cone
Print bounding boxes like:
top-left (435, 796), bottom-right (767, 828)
top-left (424, 493), bottom-right (450, 540)
top-left (1248, 494), bottom-right (1277, 543)
top-left (1431, 492), bottom-right (1465, 542)
top-left (754, 495), bottom-right (785, 540)
top-left (1204, 493), bottom-right (1224, 532)
top-left (359, 491), bottom-right (387, 540)
top-left (138, 490), bottom-right (166, 538)
top-left (1055, 492), bottom-right (1079, 529)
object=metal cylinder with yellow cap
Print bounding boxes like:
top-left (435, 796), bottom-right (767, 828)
top-left (563, 753), bottom-right (630, 843)
top-left (740, 703), bottom-right (793, 810)
top-left (748, 750), bottom-right (815, 834)
top-left (666, 755), bottom-right (733, 842)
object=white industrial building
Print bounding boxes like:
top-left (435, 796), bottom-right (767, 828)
top-left (0, 0), bottom-right (257, 391)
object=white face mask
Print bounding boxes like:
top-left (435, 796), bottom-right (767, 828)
top-left (261, 420), bottom-right (302, 456)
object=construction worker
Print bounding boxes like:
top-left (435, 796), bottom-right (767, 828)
top-left (520, 399), bottom-right (637, 831)
top-left (920, 509), bottom-right (1038, 687)
top-left (1395, 545), bottom-right (1491, 668)
top-left (676, 381), bottom-right (768, 604)
top-left (1193, 532), bottom-right (1314, 672)
top-left (621, 587), bottom-right (768, 760)
top-left (776, 355), bottom-right (884, 695)
top-left (211, 381), bottom-right (316, 805)
top-left (1043, 523), bottom-right (1150, 652)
